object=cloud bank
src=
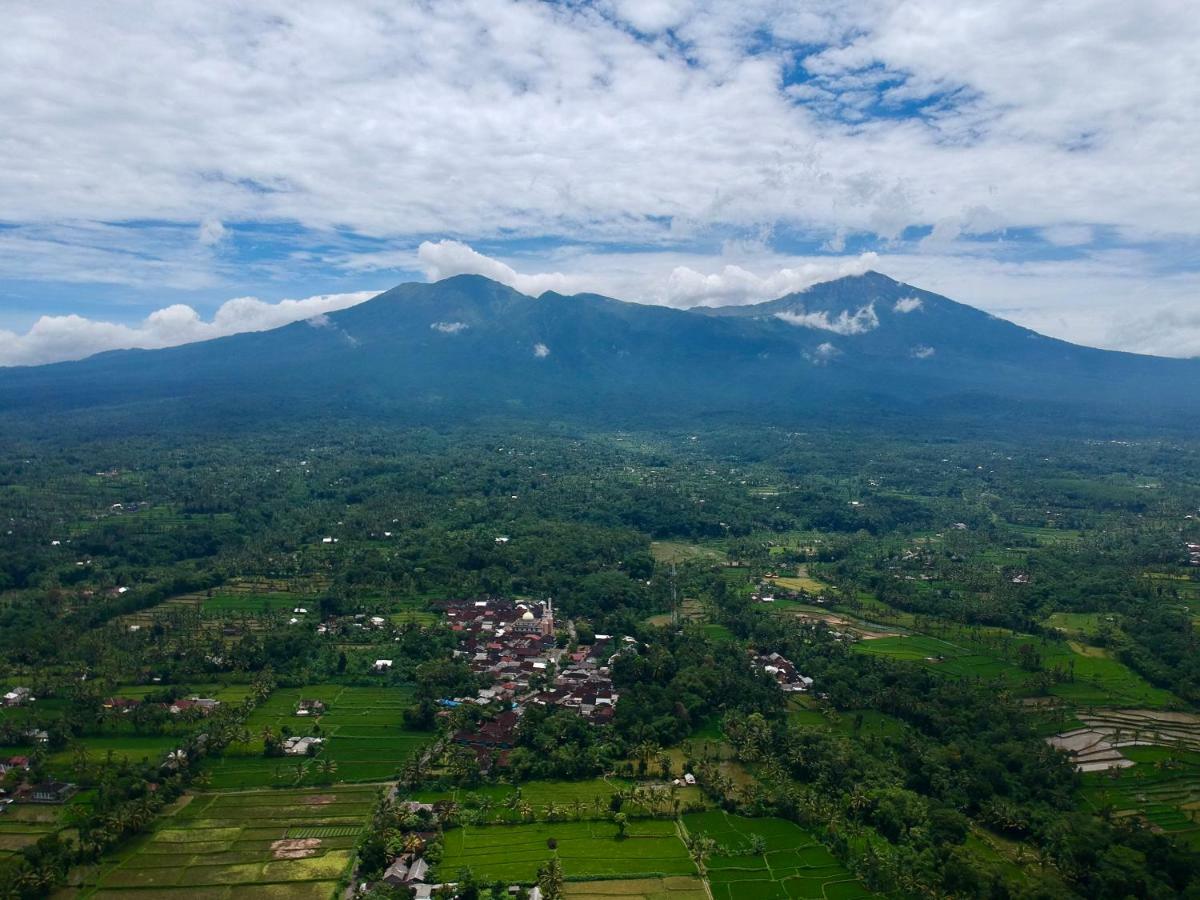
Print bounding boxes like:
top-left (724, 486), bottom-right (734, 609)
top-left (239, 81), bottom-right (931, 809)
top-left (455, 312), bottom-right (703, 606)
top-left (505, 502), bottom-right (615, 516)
top-left (0, 290), bottom-right (378, 366)
top-left (418, 241), bottom-right (581, 297)
top-left (1, 3), bottom-right (1198, 357)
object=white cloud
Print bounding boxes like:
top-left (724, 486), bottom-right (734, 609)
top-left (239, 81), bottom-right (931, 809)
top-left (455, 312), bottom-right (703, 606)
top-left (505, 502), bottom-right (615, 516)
top-left (1041, 225), bottom-right (1094, 247)
top-left (911, 345), bottom-right (935, 358)
top-left (893, 297), bottom-right (923, 313)
top-left (533, 342), bottom-right (550, 358)
top-left (808, 341), bottom-right (840, 364)
top-left (411, 241), bottom-right (881, 309)
top-left (197, 217), bottom-right (227, 246)
top-left (417, 241), bottom-right (580, 297)
top-left (0, 290), bottom-right (378, 367)
top-left (431, 321), bottom-right (468, 334)
top-left (776, 303), bottom-right (879, 335)
top-left (661, 255), bottom-right (879, 307)
top-left (1, 3), bottom-right (1196, 248)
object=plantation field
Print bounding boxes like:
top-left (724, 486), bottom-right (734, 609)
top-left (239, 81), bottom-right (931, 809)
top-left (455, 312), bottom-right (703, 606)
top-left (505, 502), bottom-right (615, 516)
top-left (645, 598), bottom-right (707, 628)
top-left (764, 601), bottom-right (901, 640)
top-left (682, 811), bottom-right (869, 900)
top-left (650, 541), bottom-right (725, 565)
top-left (0, 792), bottom-right (93, 857)
top-left (787, 703), bottom-right (907, 739)
top-left (116, 577), bottom-right (332, 629)
top-left (73, 785), bottom-right (377, 898)
top-left (855, 630), bottom-right (1174, 707)
top-left (440, 819), bottom-right (696, 883)
top-left (767, 569), bottom-right (828, 594)
top-left (202, 685), bottom-right (430, 788)
top-left (202, 592), bottom-right (303, 614)
top-left (564, 876), bottom-right (708, 899)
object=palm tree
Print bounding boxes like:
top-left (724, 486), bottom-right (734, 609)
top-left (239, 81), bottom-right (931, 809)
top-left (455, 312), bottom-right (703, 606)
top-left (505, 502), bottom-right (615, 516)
top-left (634, 740), bottom-right (660, 774)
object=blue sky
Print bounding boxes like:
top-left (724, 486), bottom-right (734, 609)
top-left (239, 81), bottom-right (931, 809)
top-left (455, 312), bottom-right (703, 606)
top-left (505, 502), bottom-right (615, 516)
top-left (1, 0), bottom-right (1198, 364)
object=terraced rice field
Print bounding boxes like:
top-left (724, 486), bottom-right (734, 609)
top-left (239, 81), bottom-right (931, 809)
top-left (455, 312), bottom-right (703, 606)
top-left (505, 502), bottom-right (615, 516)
top-left (202, 685), bottom-right (430, 789)
top-left (73, 785), bottom-right (377, 898)
top-left (682, 811), bottom-right (870, 900)
top-left (1080, 747), bottom-right (1200, 847)
top-left (1047, 709), bottom-right (1200, 772)
top-left (440, 819), bottom-right (697, 883)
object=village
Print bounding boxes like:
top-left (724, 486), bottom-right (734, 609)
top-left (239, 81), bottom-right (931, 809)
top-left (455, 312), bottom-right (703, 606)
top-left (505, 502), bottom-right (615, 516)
top-left (437, 598), bottom-right (623, 765)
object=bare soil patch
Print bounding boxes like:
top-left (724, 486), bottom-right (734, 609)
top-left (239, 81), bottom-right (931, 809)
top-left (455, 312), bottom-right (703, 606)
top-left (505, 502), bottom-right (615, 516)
top-left (271, 837), bottom-right (322, 859)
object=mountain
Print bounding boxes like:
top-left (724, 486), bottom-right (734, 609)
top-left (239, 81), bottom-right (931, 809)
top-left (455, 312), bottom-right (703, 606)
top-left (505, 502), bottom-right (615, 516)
top-left (2, 271), bottom-right (1197, 431)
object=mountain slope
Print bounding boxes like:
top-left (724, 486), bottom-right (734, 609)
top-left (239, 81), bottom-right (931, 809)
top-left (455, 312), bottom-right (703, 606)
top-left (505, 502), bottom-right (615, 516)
top-left (1, 272), bottom-right (1196, 430)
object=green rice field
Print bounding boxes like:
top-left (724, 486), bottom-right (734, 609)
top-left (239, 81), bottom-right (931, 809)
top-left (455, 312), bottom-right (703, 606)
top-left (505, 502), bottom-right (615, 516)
top-left (440, 819), bottom-right (697, 883)
top-left (73, 785), bottom-right (378, 897)
top-left (1080, 747), bottom-right (1200, 848)
top-left (681, 811), bottom-right (870, 900)
top-left (202, 685), bottom-right (430, 789)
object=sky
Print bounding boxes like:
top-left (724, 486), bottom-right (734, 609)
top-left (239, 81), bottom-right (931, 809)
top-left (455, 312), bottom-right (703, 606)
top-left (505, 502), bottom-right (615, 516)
top-left (2, 0), bottom-right (1198, 365)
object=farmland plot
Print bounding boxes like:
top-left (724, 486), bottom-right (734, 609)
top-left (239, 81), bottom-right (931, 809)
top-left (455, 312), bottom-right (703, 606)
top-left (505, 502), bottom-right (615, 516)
top-left (202, 685), bottom-right (430, 789)
top-left (74, 785), bottom-right (377, 898)
top-left (440, 819), bottom-right (696, 883)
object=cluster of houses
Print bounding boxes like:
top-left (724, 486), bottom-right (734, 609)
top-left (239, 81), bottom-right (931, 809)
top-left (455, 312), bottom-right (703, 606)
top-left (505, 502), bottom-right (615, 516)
top-left (439, 598), bottom-right (624, 765)
top-left (282, 735), bottom-right (324, 756)
top-left (753, 652), bottom-right (814, 693)
top-left (101, 695), bottom-right (221, 715)
top-left (295, 698), bottom-right (325, 716)
top-left (0, 756), bottom-right (77, 807)
top-left (1188, 542), bottom-right (1200, 566)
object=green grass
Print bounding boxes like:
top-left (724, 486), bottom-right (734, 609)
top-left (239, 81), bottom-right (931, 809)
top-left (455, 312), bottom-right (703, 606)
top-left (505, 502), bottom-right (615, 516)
top-left (440, 819), bottom-right (696, 883)
top-left (74, 786), bottom-right (377, 897)
top-left (1043, 612), bottom-right (1119, 640)
top-left (681, 811), bottom-right (868, 900)
top-left (202, 685), bottom-right (431, 788)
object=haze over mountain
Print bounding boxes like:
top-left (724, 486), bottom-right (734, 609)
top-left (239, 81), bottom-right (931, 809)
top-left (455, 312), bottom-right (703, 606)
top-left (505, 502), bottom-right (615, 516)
top-left (3, 272), bottom-right (1197, 430)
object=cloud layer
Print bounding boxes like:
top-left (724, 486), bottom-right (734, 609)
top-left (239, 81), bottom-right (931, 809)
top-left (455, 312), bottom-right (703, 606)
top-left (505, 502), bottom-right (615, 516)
top-left (1, 3), bottom-right (1198, 358)
top-left (0, 291), bottom-right (378, 366)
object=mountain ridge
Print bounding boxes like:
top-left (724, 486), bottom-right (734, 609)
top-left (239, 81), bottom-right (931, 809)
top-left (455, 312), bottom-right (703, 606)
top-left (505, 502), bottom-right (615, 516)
top-left (1, 271), bottom-right (1196, 431)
